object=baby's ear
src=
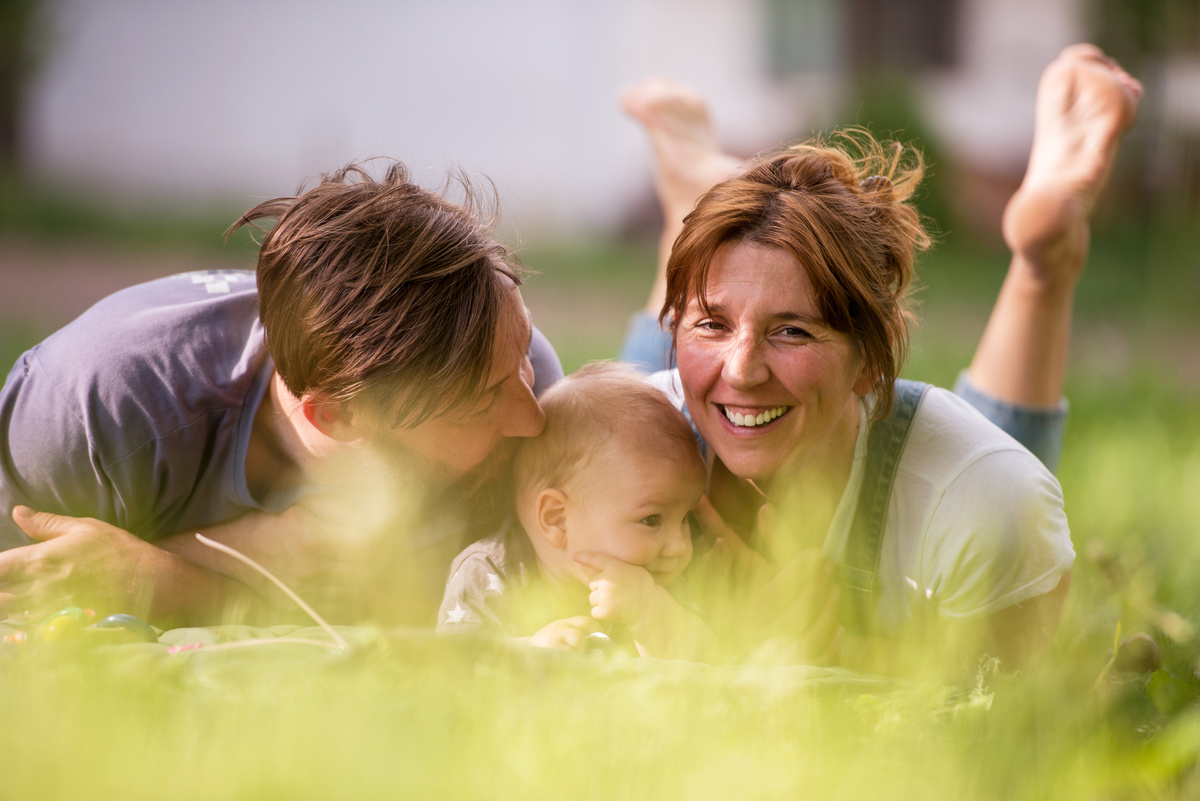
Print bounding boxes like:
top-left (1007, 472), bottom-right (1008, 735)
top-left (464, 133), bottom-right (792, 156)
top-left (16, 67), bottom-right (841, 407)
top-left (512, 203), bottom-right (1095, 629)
top-left (532, 488), bottom-right (569, 549)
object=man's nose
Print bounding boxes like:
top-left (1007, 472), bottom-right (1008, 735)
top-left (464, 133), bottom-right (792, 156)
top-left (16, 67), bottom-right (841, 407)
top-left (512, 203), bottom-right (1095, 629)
top-left (499, 358), bottom-right (546, 438)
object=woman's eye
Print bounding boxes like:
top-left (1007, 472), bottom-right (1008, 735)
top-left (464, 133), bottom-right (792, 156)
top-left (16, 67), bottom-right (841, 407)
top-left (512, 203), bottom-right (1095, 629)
top-left (640, 514), bottom-right (662, 527)
top-left (693, 319), bottom-right (726, 332)
top-left (780, 326), bottom-right (812, 339)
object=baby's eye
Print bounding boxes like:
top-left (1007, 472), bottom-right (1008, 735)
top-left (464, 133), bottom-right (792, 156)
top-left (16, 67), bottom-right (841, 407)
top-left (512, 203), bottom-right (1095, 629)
top-left (639, 514), bottom-right (662, 528)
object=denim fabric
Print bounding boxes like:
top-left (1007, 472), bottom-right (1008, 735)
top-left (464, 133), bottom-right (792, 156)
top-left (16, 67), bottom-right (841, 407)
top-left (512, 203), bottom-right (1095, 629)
top-left (837, 380), bottom-right (930, 634)
top-left (617, 311), bottom-right (673, 374)
top-left (953, 372), bottom-right (1067, 473)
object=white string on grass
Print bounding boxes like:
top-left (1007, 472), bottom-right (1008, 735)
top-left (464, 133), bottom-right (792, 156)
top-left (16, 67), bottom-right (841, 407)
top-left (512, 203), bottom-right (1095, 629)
top-left (194, 533), bottom-right (349, 651)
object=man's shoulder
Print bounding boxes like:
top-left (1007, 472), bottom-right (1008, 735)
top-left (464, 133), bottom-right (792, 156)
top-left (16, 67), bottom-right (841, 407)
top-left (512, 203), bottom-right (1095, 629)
top-left (44, 271), bottom-right (260, 358)
top-left (17, 271), bottom-right (267, 421)
top-left (0, 271), bottom-right (271, 501)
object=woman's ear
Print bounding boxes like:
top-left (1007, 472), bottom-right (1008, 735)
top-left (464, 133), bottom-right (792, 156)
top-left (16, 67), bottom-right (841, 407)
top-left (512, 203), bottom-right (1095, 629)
top-left (852, 352), bottom-right (875, 397)
top-left (300, 393), bottom-right (362, 442)
top-left (532, 488), bottom-right (570, 549)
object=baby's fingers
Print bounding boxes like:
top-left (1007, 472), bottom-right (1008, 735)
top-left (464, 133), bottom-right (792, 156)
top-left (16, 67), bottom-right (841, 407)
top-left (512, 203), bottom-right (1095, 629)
top-left (588, 583), bottom-right (610, 615)
top-left (556, 629), bottom-right (584, 653)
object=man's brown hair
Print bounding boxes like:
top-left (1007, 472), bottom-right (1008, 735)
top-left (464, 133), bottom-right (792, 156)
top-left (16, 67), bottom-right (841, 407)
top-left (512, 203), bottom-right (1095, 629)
top-left (662, 130), bottom-right (931, 419)
top-left (232, 161), bottom-right (522, 427)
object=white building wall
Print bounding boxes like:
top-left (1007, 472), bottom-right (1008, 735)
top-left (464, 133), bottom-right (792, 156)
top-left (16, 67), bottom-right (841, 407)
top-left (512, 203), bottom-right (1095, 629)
top-left (25, 0), bottom-right (786, 234)
top-left (31, 0), bottom-right (1168, 232)
top-left (922, 0), bottom-right (1088, 170)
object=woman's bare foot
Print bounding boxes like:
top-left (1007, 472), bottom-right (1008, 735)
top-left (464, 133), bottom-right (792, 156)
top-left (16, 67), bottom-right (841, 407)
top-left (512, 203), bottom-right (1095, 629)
top-left (1002, 44), bottom-right (1143, 289)
top-left (968, 46), bottom-right (1141, 407)
top-left (621, 77), bottom-right (743, 223)
top-left (622, 78), bottom-right (744, 313)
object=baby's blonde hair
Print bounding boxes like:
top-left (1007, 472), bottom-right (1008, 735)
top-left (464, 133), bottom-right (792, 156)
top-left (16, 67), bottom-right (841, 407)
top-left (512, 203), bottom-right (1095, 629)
top-left (514, 361), bottom-right (703, 505)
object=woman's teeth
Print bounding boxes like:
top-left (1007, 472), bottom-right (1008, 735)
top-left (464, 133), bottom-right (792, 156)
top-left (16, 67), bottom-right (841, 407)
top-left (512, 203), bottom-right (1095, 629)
top-left (723, 406), bottom-right (790, 428)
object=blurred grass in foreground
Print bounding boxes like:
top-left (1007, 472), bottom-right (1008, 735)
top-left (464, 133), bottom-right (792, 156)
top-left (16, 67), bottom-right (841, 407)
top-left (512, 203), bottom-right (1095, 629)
top-left (1, 193), bottom-right (1199, 798)
top-left (2, 300), bottom-right (1198, 799)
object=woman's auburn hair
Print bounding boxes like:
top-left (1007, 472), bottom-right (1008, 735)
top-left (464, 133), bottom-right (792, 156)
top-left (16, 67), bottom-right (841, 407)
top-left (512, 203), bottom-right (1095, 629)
top-left (232, 160), bottom-right (523, 428)
top-left (661, 129), bottom-right (932, 420)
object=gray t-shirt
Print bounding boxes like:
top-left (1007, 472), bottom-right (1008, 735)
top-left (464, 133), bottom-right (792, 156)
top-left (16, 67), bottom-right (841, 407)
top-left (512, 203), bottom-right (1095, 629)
top-left (0, 271), bottom-right (565, 551)
top-left (0, 271), bottom-right (279, 549)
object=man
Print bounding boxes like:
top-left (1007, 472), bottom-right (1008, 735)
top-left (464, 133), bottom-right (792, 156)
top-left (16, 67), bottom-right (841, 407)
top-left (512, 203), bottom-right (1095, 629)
top-left (0, 162), bottom-right (558, 626)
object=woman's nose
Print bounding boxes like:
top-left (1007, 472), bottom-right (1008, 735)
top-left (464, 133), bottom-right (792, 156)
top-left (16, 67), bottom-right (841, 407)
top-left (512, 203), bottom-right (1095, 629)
top-left (721, 332), bottom-right (769, 389)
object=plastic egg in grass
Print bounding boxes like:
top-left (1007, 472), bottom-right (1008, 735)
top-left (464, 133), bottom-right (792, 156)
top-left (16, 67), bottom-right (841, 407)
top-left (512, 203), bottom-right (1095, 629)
top-left (37, 608), bottom-right (89, 641)
top-left (92, 614), bottom-right (159, 643)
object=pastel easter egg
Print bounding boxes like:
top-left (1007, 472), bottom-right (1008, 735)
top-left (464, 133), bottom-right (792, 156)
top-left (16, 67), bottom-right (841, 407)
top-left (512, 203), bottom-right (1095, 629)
top-left (39, 614), bottom-right (83, 641)
top-left (94, 614), bottom-right (158, 643)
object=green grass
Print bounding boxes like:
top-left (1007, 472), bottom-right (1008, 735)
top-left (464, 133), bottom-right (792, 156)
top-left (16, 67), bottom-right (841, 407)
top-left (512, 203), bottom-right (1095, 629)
top-left (2, 220), bottom-right (1199, 798)
top-left (0, 172), bottom-right (259, 255)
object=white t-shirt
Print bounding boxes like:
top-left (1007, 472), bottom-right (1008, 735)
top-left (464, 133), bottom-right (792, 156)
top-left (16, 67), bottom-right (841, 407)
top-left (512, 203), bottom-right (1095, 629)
top-left (650, 372), bottom-right (1074, 637)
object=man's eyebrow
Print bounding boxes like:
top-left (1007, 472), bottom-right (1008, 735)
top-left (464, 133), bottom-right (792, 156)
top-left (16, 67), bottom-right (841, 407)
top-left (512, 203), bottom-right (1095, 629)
top-left (480, 315), bottom-right (533, 397)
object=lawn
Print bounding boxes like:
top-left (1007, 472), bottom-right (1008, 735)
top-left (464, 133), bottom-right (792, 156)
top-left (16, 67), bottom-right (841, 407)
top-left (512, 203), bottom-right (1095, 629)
top-left (1, 213), bottom-right (1199, 799)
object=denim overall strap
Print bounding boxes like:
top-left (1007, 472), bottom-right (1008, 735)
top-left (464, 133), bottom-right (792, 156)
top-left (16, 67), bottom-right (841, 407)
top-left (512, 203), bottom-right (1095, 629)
top-left (836, 379), bottom-right (931, 635)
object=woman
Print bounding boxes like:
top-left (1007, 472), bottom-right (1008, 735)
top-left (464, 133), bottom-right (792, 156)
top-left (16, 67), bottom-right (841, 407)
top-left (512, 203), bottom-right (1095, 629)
top-left (619, 45), bottom-right (1142, 673)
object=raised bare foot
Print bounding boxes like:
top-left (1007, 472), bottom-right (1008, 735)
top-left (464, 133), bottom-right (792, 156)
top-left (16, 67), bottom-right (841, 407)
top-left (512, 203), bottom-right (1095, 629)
top-left (1003, 44), bottom-right (1143, 288)
top-left (621, 77), bottom-right (743, 221)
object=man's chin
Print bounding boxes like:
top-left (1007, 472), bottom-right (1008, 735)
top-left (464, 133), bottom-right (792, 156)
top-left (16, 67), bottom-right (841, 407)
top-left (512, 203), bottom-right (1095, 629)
top-left (441, 438), bottom-right (517, 502)
top-left (358, 436), bottom-right (517, 506)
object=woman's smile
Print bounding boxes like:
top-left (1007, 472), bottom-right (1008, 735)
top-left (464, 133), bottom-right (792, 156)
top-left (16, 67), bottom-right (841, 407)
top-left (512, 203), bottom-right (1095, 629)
top-left (718, 404), bottom-right (792, 428)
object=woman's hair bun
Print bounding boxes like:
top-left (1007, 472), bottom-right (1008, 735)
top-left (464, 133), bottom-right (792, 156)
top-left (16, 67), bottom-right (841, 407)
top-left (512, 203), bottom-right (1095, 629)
top-left (859, 174), bottom-right (893, 194)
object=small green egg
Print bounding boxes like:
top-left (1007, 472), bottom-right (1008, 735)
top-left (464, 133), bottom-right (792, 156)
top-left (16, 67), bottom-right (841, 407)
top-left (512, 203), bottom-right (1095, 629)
top-left (39, 615), bottom-right (83, 641)
top-left (93, 614), bottom-right (158, 643)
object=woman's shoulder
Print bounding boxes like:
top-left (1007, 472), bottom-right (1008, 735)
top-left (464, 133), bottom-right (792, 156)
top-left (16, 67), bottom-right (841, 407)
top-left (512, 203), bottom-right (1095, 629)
top-left (901, 386), bottom-right (1053, 483)
top-left (889, 387), bottom-right (1073, 621)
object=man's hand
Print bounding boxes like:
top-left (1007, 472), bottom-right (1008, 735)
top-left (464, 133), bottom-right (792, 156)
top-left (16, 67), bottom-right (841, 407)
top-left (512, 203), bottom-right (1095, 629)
top-left (574, 551), bottom-right (656, 626)
top-left (0, 506), bottom-right (266, 627)
top-left (528, 616), bottom-right (604, 653)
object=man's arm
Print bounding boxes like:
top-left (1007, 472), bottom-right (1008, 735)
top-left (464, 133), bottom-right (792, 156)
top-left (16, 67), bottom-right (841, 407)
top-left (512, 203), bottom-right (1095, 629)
top-left (0, 507), bottom-right (276, 628)
top-left (157, 500), bottom-right (377, 623)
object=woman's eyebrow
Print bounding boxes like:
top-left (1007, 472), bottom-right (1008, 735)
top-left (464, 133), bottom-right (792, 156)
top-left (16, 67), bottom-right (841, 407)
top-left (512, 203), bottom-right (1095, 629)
top-left (769, 311), bottom-right (826, 325)
top-left (702, 302), bottom-right (826, 325)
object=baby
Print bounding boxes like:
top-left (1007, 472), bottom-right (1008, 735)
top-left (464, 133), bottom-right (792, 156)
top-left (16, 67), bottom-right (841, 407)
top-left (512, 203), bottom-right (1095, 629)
top-left (437, 361), bottom-right (714, 659)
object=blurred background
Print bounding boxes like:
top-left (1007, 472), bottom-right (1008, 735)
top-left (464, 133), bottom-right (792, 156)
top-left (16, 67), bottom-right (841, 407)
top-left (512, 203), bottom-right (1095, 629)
top-left (0, 0), bottom-right (1196, 371)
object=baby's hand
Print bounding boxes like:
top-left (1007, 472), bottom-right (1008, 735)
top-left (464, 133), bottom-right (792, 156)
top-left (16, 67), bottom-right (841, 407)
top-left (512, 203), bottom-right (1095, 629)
top-left (529, 616), bottom-right (603, 653)
top-left (574, 551), bottom-right (656, 626)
